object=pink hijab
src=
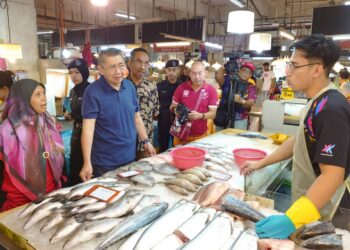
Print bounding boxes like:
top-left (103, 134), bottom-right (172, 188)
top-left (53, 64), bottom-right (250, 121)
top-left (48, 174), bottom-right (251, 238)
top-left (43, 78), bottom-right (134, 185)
top-left (0, 79), bottom-right (64, 200)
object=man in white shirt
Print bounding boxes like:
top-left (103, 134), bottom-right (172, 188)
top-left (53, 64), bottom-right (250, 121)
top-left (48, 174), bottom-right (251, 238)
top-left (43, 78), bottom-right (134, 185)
top-left (261, 62), bottom-right (276, 100)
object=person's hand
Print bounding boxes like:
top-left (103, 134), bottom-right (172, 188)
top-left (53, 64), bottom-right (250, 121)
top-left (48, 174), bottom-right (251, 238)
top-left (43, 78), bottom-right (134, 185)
top-left (240, 159), bottom-right (265, 175)
top-left (188, 111), bottom-right (203, 120)
top-left (234, 94), bottom-right (243, 103)
top-left (256, 215), bottom-right (296, 239)
top-left (64, 112), bottom-right (72, 121)
top-left (144, 143), bottom-right (156, 156)
top-left (80, 163), bottom-right (93, 182)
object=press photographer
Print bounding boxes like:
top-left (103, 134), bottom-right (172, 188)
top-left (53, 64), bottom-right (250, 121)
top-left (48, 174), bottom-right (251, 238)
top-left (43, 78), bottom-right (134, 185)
top-left (170, 61), bottom-right (218, 145)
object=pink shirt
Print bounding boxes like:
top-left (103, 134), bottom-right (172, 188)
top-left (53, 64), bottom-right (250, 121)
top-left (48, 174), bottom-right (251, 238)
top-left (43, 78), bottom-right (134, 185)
top-left (173, 81), bottom-right (218, 136)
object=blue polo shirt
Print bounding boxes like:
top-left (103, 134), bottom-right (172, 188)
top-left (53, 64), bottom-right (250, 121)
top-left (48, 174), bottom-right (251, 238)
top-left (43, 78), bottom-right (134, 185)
top-left (82, 76), bottom-right (139, 169)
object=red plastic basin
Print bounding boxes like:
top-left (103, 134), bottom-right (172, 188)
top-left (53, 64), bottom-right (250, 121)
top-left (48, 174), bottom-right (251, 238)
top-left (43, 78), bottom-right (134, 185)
top-left (233, 148), bottom-right (267, 169)
top-left (171, 146), bottom-right (206, 170)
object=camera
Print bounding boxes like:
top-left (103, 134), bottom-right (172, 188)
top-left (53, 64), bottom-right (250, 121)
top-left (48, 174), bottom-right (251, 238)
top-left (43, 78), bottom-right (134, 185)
top-left (176, 104), bottom-right (191, 125)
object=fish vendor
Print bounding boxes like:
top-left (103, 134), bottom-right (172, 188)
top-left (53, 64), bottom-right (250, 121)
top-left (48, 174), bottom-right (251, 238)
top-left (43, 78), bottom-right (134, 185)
top-left (80, 48), bottom-right (156, 180)
top-left (241, 34), bottom-right (350, 238)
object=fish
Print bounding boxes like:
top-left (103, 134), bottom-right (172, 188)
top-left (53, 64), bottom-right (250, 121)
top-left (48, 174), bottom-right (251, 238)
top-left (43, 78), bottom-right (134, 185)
top-left (301, 233), bottom-right (343, 250)
top-left (231, 228), bottom-right (258, 250)
top-left (181, 212), bottom-right (234, 250)
top-left (219, 221), bottom-right (245, 250)
top-left (63, 218), bottom-right (124, 249)
top-left (23, 200), bottom-right (64, 230)
top-left (118, 226), bottom-right (150, 250)
top-left (130, 173), bottom-right (156, 187)
top-left (163, 178), bottom-right (198, 192)
top-left (102, 166), bottom-right (129, 178)
top-left (65, 196), bottom-right (98, 208)
top-left (132, 195), bottom-right (161, 214)
top-left (205, 155), bottom-right (226, 166)
top-left (175, 173), bottom-right (204, 185)
top-left (205, 161), bottom-right (229, 174)
top-left (237, 132), bottom-right (268, 140)
top-left (192, 181), bottom-right (231, 207)
top-left (18, 197), bottom-right (54, 219)
top-left (165, 184), bottom-right (189, 196)
top-left (128, 161), bottom-right (154, 172)
top-left (257, 239), bottom-right (295, 250)
top-left (221, 194), bottom-right (265, 222)
top-left (89, 193), bottom-right (143, 220)
top-left (45, 186), bottom-right (75, 198)
top-left (65, 181), bottom-right (123, 201)
top-left (150, 234), bottom-right (184, 250)
top-left (192, 167), bottom-right (212, 177)
top-left (207, 170), bottom-right (232, 181)
top-left (50, 214), bottom-right (86, 244)
top-left (40, 210), bottom-right (65, 233)
top-left (134, 200), bottom-right (199, 250)
top-left (174, 207), bottom-right (217, 242)
top-left (96, 202), bottom-right (169, 250)
top-left (151, 163), bottom-right (180, 175)
top-left (296, 221), bottom-right (336, 240)
top-left (183, 168), bottom-right (208, 181)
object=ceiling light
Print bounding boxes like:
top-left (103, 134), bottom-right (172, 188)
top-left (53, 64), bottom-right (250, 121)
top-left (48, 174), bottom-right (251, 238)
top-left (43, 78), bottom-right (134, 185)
top-left (115, 13), bottom-right (136, 20)
top-left (345, 1), bottom-right (350, 5)
top-left (279, 29), bottom-right (295, 40)
top-left (62, 49), bottom-right (71, 58)
top-left (332, 34), bottom-right (350, 40)
top-left (155, 42), bottom-right (191, 47)
top-left (91, 0), bottom-right (108, 7)
top-left (211, 62), bottom-right (222, 71)
top-left (37, 30), bottom-right (54, 35)
top-left (227, 11), bottom-right (255, 34)
top-left (252, 57), bottom-right (274, 60)
top-left (249, 33), bottom-right (271, 52)
top-left (204, 42), bottom-right (223, 50)
top-left (230, 0), bottom-right (245, 8)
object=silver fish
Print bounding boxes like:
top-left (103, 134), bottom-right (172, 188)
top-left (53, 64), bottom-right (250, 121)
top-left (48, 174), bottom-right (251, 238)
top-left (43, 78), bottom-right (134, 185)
top-left (118, 226), bottom-right (150, 250)
top-left (89, 193), bottom-right (143, 220)
top-left (205, 161), bottom-right (229, 174)
top-left (40, 210), bottom-right (65, 233)
top-left (221, 194), bottom-right (265, 222)
top-left (23, 200), bottom-right (64, 230)
top-left (176, 173), bottom-right (204, 185)
top-left (132, 195), bottom-right (161, 214)
top-left (181, 213), bottom-right (234, 250)
top-left (65, 182), bottom-right (127, 200)
top-left (164, 178), bottom-right (198, 192)
top-left (96, 202), bottom-right (169, 250)
top-left (134, 200), bottom-right (199, 250)
top-left (128, 161), bottom-right (154, 172)
top-left (183, 168), bottom-right (208, 181)
top-left (18, 197), bottom-right (54, 219)
top-left (165, 184), bottom-right (189, 196)
top-left (301, 233), bottom-right (343, 250)
top-left (231, 228), bottom-right (258, 250)
top-left (297, 221), bottom-right (336, 240)
top-left (63, 218), bottom-right (124, 249)
top-left (66, 196), bottom-right (98, 208)
top-left (50, 214), bottom-right (86, 244)
top-left (205, 155), bottom-right (226, 166)
top-left (130, 173), bottom-right (155, 187)
top-left (192, 167), bottom-right (212, 177)
top-left (45, 186), bottom-right (74, 198)
top-left (152, 163), bottom-right (180, 175)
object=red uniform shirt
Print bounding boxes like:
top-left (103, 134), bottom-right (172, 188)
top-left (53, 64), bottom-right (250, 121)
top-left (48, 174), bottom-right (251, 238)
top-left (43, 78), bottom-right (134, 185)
top-left (1, 161), bottom-right (57, 211)
top-left (173, 81), bottom-right (218, 136)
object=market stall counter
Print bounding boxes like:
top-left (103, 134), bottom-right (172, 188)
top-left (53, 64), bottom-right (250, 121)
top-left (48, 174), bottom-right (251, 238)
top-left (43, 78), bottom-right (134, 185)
top-left (0, 129), bottom-right (349, 250)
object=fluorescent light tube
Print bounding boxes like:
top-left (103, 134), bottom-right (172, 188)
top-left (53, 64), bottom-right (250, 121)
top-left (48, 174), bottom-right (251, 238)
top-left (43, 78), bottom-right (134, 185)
top-left (155, 42), bottom-right (191, 47)
top-left (230, 0), bottom-right (245, 8)
top-left (115, 13), bottom-right (136, 20)
top-left (204, 42), bottom-right (223, 50)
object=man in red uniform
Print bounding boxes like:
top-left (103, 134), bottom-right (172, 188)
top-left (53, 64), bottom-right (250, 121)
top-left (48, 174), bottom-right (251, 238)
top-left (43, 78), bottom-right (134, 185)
top-left (170, 61), bottom-right (218, 145)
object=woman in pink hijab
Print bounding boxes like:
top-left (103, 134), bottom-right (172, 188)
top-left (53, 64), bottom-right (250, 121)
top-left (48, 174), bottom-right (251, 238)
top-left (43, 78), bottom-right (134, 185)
top-left (0, 79), bottom-right (65, 211)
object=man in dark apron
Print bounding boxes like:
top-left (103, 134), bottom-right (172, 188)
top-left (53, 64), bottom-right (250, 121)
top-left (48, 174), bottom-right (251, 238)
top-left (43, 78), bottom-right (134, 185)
top-left (241, 34), bottom-right (350, 238)
top-left (157, 59), bottom-right (182, 152)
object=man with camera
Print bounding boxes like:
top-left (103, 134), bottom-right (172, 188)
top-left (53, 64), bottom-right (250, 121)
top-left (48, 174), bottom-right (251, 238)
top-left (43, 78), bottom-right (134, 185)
top-left (170, 61), bottom-right (218, 145)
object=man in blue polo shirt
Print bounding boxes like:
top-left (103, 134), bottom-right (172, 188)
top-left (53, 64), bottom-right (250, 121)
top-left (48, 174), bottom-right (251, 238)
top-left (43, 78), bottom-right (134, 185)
top-left (80, 48), bottom-right (156, 180)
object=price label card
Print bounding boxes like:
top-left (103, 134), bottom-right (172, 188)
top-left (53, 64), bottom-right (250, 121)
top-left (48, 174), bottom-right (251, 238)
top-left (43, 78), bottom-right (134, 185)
top-left (84, 185), bottom-right (123, 203)
top-left (118, 170), bottom-right (141, 178)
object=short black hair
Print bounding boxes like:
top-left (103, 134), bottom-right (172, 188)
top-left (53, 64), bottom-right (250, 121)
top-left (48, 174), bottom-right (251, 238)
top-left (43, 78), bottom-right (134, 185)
top-left (263, 62), bottom-right (269, 66)
top-left (98, 48), bottom-right (123, 65)
top-left (130, 48), bottom-right (150, 62)
top-left (339, 69), bottom-right (350, 80)
top-left (290, 34), bottom-right (340, 76)
top-left (0, 70), bottom-right (14, 89)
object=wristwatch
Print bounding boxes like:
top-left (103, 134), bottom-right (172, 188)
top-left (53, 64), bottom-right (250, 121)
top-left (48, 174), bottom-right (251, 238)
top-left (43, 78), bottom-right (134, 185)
top-left (141, 138), bottom-right (151, 145)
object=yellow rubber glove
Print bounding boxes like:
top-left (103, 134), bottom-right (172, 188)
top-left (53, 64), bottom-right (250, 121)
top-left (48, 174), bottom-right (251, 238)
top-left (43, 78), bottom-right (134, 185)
top-left (286, 196), bottom-right (321, 229)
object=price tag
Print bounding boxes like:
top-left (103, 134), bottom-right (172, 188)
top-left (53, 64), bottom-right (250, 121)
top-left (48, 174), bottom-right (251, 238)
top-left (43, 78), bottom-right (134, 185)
top-left (118, 170), bottom-right (141, 178)
top-left (84, 185), bottom-right (124, 203)
top-left (281, 87), bottom-right (294, 100)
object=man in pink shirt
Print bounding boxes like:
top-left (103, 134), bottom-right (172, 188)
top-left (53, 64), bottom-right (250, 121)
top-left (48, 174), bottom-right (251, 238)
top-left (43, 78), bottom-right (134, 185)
top-left (170, 61), bottom-right (218, 145)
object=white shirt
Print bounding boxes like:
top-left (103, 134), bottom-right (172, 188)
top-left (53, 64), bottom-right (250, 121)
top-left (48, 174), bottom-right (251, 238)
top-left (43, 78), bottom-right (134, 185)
top-left (262, 70), bottom-right (275, 91)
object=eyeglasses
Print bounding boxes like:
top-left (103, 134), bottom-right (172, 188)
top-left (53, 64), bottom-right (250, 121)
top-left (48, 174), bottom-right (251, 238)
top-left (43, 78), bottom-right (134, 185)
top-left (133, 59), bottom-right (150, 68)
top-left (286, 61), bottom-right (322, 71)
top-left (103, 64), bottom-right (126, 71)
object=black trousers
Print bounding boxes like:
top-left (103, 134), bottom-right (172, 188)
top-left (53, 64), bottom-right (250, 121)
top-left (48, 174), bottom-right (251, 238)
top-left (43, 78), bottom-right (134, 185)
top-left (69, 126), bottom-right (83, 186)
top-left (158, 113), bottom-right (173, 153)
